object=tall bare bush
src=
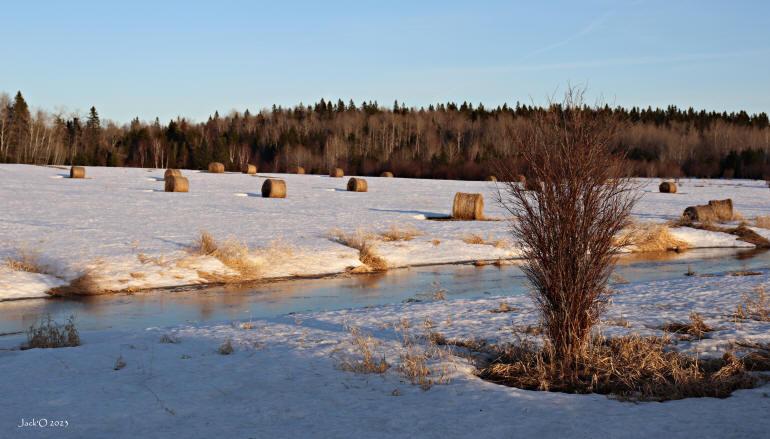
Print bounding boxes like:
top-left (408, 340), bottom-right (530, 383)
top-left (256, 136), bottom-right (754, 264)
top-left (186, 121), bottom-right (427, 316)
top-left (497, 88), bottom-right (639, 375)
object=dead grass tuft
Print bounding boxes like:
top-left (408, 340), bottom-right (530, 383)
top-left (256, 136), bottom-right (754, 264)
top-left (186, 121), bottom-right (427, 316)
top-left (4, 248), bottom-right (51, 274)
top-left (618, 222), bottom-right (688, 252)
top-left (479, 334), bottom-right (756, 401)
top-left (754, 215), bottom-right (770, 229)
top-left (379, 225), bottom-right (423, 242)
top-left (24, 315), bottom-right (80, 349)
top-left (338, 326), bottom-right (390, 374)
top-left (190, 231), bottom-right (261, 280)
top-left (48, 270), bottom-right (102, 296)
top-left (329, 229), bottom-right (388, 271)
top-left (218, 339), bottom-right (234, 355)
top-left (490, 302), bottom-right (516, 313)
top-left (461, 233), bottom-right (507, 248)
top-left (734, 286), bottom-right (769, 322)
top-left (662, 312), bottom-right (714, 339)
top-left (395, 322), bottom-right (453, 390)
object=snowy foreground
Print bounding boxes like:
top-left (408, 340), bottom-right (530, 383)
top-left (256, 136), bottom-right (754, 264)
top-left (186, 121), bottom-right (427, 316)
top-left (0, 164), bottom-right (767, 301)
top-left (0, 270), bottom-right (768, 438)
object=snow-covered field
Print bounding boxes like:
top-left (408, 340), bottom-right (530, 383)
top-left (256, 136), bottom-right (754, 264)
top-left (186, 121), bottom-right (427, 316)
top-left (0, 164), bottom-right (767, 301)
top-left (0, 269), bottom-right (768, 438)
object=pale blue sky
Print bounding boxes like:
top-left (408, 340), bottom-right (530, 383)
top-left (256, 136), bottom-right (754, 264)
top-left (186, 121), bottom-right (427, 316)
top-left (1, 0), bottom-right (768, 122)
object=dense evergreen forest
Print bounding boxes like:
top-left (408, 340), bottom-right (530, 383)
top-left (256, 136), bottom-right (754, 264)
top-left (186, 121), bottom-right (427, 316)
top-left (1, 91), bottom-right (769, 180)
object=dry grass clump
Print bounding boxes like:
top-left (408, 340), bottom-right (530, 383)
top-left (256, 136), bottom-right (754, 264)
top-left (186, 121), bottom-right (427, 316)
top-left (48, 270), bottom-right (102, 296)
top-left (338, 326), bottom-right (390, 374)
top-left (4, 249), bottom-right (49, 274)
top-left (24, 315), bottom-right (80, 349)
top-left (218, 339), bottom-right (234, 355)
top-left (490, 302), bottom-right (516, 313)
top-left (661, 312), bottom-right (714, 339)
top-left (191, 231), bottom-right (260, 279)
top-left (618, 222), bottom-right (689, 252)
top-left (461, 233), bottom-right (507, 248)
top-left (395, 321), bottom-right (453, 390)
top-left (329, 229), bottom-right (388, 271)
top-left (379, 225), bottom-right (422, 242)
top-left (478, 334), bottom-right (756, 401)
top-left (734, 286), bottom-right (769, 322)
top-left (754, 215), bottom-right (770, 229)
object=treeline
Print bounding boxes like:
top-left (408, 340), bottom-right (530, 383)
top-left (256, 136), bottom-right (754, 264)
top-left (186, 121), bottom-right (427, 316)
top-left (2, 91), bottom-right (770, 180)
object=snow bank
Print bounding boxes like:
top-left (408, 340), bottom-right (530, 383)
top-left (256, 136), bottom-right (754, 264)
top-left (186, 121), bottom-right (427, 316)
top-left (0, 165), bottom-right (764, 300)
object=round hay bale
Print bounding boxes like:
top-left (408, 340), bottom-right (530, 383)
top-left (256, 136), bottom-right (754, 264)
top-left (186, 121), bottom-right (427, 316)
top-left (164, 169), bottom-right (181, 179)
top-left (452, 192), bottom-right (484, 220)
top-left (241, 164), bottom-right (257, 175)
top-left (517, 174), bottom-right (527, 184)
top-left (486, 175), bottom-right (498, 182)
top-left (70, 166), bottom-right (85, 179)
top-left (683, 205), bottom-right (716, 222)
top-left (659, 181), bottom-right (677, 193)
top-left (330, 167), bottom-right (344, 178)
top-left (380, 171), bottom-right (394, 178)
top-left (347, 177), bottom-right (368, 192)
top-left (164, 176), bottom-right (189, 193)
top-left (262, 178), bottom-right (286, 198)
top-left (707, 199), bottom-right (733, 220)
top-left (293, 166), bottom-right (306, 174)
top-left (208, 162), bottom-right (225, 173)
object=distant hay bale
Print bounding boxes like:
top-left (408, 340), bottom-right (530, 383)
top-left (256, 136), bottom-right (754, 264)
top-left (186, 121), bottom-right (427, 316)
top-left (517, 175), bottom-right (527, 184)
top-left (261, 178), bottom-right (286, 198)
top-left (293, 166), bottom-right (306, 174)
top-left (330, 167), bottom-right (344, 178)
top-left (241, 164), bottom-right (257, 174)
top-left (683, 205), bottom-right (717, 223)
top-left (452, 192), bottom-right (484, 220)
top-left (208, 162), bottom-right (225, 173)
top-left (380, 171), bottom-right (394, 178)
top-left (659, 181), bottom-right (677, 193)
top-left (708, 199), bottom-right (734, 221)
top-left (164, 176), bottom-right (189, 193)
top-left (70, 166), bottom-right (85, 179)
top-left (164, 169), bottom-right (181, 179)
top-left (486, 175), bottom-right (498, 182)
top-left (347, 177), bottom-right (368, 192)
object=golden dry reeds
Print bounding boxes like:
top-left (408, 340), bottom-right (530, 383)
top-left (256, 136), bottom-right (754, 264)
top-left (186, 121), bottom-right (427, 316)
top-left (618, 222), bottom-right (689, 252)
top-left (24, 315), bottom-right (80, 349)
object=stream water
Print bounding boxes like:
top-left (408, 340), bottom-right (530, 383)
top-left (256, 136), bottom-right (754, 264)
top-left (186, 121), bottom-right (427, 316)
top-left (0, 248), bottom-right (767, 335)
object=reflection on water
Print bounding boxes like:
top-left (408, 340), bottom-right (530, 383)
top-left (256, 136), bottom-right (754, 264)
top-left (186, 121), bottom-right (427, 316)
top-left (0, 248), bottom-right (768, 335)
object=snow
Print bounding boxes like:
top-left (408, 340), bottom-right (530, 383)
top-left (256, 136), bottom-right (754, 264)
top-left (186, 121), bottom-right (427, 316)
top-left (0, 164), bottom-right (767, 300)
top-left (0, 269), bottom-right (768, 438)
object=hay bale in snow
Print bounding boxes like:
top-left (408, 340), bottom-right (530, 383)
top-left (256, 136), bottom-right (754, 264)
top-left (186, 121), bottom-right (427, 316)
top-left (293, 166), bottom-right (306, 174)
top-left (347, 177), bottom-right (368, 192)
top-left (262, 178), bottom-right (286, 198)
top-left (70, 166), bottom-right (85, 179)
top-left (164, 176), bottom-right (189, 193)
top-left (380, 171), bottom-right (394, 178)
top-left (517, 174), bottom-right (527, 184)
top-left (241, 164), bottom-right (257, 175)
top-left (659, 181), bottom-right (677, 193)
top-left (208, 162), bottom-right (225, 173)
top-left (330, 167), bottom-right (344, 178)
top-left (486, 175), bottom-right (498, 182)
top-left (708, 199), bottom-right (733, 220)
top-left (164, 169), bottom-right (181, 179)
top-left (452, 192), bottom-right (484, 220)
top-left (683, 205), bottom-right (716, 223)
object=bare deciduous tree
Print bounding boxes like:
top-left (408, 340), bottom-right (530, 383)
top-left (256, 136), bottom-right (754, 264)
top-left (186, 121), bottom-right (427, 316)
top-left (497, 88), bottom-right (639, 374)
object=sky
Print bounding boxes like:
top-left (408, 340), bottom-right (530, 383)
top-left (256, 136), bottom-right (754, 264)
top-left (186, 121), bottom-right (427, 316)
top-left (1, 0), bottom-right (769, 123)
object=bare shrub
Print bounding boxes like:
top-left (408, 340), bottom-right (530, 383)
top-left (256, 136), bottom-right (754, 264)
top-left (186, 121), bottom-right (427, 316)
top-left (479, 334), bottom-right (756, 401)
top-left (25, 315), bottom-right (80, 349)
top-left (338, 326), bottom-right (390, 374)
top-left (734, 286), bottom-right (769, 322)
top-left (496, 88), bottom-right (639, 374)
